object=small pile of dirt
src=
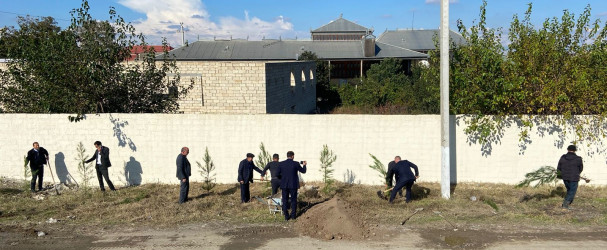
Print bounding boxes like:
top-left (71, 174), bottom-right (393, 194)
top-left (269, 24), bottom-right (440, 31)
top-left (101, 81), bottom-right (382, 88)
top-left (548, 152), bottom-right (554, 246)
top-left (294, 196), bottom-right (385, 240)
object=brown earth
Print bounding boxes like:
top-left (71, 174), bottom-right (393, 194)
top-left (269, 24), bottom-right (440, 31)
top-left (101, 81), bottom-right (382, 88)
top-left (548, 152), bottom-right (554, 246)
top-left (294, 196), bottom-right (389, 241)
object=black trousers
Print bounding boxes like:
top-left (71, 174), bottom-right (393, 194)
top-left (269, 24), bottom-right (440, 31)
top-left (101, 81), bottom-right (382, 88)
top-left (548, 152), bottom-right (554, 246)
top-left (240, 183), bottom-right (250, 203)
top-left (30, 165), bottom-right (44, 191)
top-left (179, 178), bottom-right (189, 204)
top-left (390, 180), bottom-right (414, 203)
top-left (270, 179), bottom-right (280, 196)
top-left (96, 165), bottom-right (115, 191)
top-left (281, 188), bottom-right (298, 220)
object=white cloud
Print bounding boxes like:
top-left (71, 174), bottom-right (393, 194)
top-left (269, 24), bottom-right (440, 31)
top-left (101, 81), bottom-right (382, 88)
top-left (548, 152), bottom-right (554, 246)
top-left (118, 0), bottom-right (306, 47)
top-left (425, 0), bottom-right (459, 4)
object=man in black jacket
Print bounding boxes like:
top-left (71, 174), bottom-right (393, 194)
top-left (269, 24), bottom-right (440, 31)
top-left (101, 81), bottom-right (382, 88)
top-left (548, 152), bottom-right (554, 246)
top-left (85, 141), bottom-right (116, 191)
top-left (276, 151), bottom-right (307, 220)
top-left (386, 156), bottom-right (419, 203)
top-left (237, 153), bottom-right (264, 203)
top-left (263, 154), bottom-right (281, 196)
top-left (386, 160), bottom-right (403, 197)
top-left (176, 147), bottom-right (191, 204)
top-left (26, 142), bottom-right (49, 192)
top-left (557, 145), bottom-right (584, 209)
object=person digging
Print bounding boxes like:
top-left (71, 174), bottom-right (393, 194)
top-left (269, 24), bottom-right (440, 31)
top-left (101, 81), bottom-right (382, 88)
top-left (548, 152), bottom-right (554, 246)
top-left (385, 156), bottom-right (419, 203)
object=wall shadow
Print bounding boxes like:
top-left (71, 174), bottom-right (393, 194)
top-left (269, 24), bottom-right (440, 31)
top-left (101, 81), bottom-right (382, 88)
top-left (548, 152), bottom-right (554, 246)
top-left (124, 156), bottom-right (143, 186)
top-left (54, 152), bottom-right (75, 185)
top-left (109, 114), bottom-right (137, 152)
top-left (343, 169), bottom-right (357, 184)
top-left (459, 115), bottom-right (607, 158)
top-left (449, 115), bottom-right (457, 184)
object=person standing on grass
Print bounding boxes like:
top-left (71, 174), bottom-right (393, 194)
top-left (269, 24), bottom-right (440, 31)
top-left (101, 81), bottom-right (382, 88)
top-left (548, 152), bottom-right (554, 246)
top-left (263, 154), bottom-right (281, 196)
top-left (237, 153), bottom-right (264, 203)
top-left (386, 156), bottom-right (419, 204)
top-left (176, 147), bottom-right (191, 204)
top-left (26, 142), bottom-right (49, 192)
top-left (557, 145), bottom-right (584, 209)
top-left (276, 151), bottom-right (307, 221)
top-left (85, 141), bottom-right (116, 192)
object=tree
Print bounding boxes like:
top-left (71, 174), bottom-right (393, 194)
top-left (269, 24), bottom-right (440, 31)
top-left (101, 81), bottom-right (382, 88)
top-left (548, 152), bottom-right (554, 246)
top-left (319, 144), bottom-right (337, 194)
top-left (197, 147), bottom-right (216, 193)
top-left (0, 0), bottom-right (191, 119)
top-left (255, 142), bottom-right (272, 170)
top-left (368, 154), bottom-right (388, 185)
top-left (516, 166), bottom-right (559, 188)
top-left (444, 1), bottom-right (607, 150)
top-left (75, 142), bottom-right (93, 189)
top-left (298, 51), bottom-right (340, 113)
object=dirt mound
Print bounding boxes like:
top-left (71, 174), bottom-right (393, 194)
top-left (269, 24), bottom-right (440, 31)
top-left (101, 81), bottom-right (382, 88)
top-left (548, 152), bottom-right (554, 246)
top-left (294, 196), bottom-right (386, 240)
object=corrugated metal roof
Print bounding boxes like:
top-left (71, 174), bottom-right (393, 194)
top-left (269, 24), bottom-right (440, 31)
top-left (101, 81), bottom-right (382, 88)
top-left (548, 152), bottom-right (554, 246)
top-left (312, 17), bottom-right (370, 33)
top-left (166, 40), bottom-right (428, 61)
top-left (376, 29), bottom-right (465, 51)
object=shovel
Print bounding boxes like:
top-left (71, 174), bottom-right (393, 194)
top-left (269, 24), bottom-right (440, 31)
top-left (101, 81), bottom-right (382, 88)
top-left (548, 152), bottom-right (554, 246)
top-left (376, 187), bottom-right (394, 199)
top-left (46, 159), bottom-right (60, 195)
top-left (401, 208), bottom-right (424, 225)
top-left (434, 210), bottom-right (457, 230)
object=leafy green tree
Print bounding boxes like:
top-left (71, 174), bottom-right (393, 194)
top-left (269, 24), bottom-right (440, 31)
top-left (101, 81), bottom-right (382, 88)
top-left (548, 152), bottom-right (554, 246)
top-left (446, 1), bottom-right (607, 149)
top-left (338, 58), bottom-right (409, 109)
top-left (197, 147), bottom-right (216, 193)
top-left (0, 0), bottom-right (191, 119)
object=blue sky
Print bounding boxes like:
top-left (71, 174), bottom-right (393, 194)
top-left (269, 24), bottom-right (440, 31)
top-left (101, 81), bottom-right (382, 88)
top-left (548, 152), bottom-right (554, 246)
top-left (2, 0), bottom-right (607, 47)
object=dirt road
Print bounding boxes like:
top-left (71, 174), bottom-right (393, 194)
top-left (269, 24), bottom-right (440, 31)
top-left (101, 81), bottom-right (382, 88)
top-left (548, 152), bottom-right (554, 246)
top-left (2, 222), bottom-right (607, 249)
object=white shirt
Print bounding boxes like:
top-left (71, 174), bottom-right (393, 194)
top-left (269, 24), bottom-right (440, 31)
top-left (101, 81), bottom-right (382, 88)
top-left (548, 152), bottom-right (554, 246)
top-left (96, 150), bottom-right (102, 165)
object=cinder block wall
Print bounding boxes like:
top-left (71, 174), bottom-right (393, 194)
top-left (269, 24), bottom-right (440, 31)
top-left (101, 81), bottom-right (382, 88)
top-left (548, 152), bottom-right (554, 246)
top-left (1, 114), bottom-right (605, 187)
top-left (176, 61), bottom-right (267, 114)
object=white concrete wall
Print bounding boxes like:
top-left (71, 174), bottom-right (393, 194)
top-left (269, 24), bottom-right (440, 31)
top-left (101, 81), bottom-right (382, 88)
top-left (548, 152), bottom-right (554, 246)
top-left (1, 114), bottom-right (606, 187)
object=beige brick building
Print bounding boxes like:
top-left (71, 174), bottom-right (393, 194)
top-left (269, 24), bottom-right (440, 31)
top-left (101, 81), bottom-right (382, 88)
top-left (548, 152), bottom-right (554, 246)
top-left (174, 61), bottom-right (316, 114)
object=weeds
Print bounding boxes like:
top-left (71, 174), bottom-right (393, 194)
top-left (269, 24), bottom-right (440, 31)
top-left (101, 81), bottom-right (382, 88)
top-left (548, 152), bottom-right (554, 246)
top-left (1, 180), bottom-right (606, 231)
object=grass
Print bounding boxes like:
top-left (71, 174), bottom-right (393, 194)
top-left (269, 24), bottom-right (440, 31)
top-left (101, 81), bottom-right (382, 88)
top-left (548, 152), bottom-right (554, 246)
top-left (1, 179), bottom-right (606, 231)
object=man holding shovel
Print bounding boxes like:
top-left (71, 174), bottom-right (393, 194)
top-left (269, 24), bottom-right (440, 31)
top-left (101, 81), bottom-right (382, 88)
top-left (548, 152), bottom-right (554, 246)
top-left (386, 156), bottom-right (419, 203)
top-left (25, 142), bottom-right (49, 192)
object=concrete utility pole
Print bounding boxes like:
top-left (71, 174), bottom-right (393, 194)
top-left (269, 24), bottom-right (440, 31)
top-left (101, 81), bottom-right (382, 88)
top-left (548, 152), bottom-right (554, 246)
top-left (440, 0), bottom-right (450, 199)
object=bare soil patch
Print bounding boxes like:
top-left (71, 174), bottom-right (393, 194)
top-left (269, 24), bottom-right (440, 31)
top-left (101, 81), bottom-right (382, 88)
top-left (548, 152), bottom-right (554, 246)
top-left (294, 196), bottom-right (389, 241)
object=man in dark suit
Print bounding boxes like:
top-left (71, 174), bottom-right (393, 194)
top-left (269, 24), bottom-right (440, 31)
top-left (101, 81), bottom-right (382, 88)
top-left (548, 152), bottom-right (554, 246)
top-left (237, 153), bottom-right (264, 203)
top-left (85, 141), bottom-right (116, 191)
top-left (386, 160), bottom-right (403, 197)
top-left (176, 147), bottom-right (191, 204)
top-left (263, 154), bottom-right (281, 196)
top-left (386, 156), bottom-right (419, 203)
top-left (557, 145), bottom-right (584, 209)
top-left (276, 151), bottom-right (307, 220)
top-left (25, 142), bottom-right (49, 192)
